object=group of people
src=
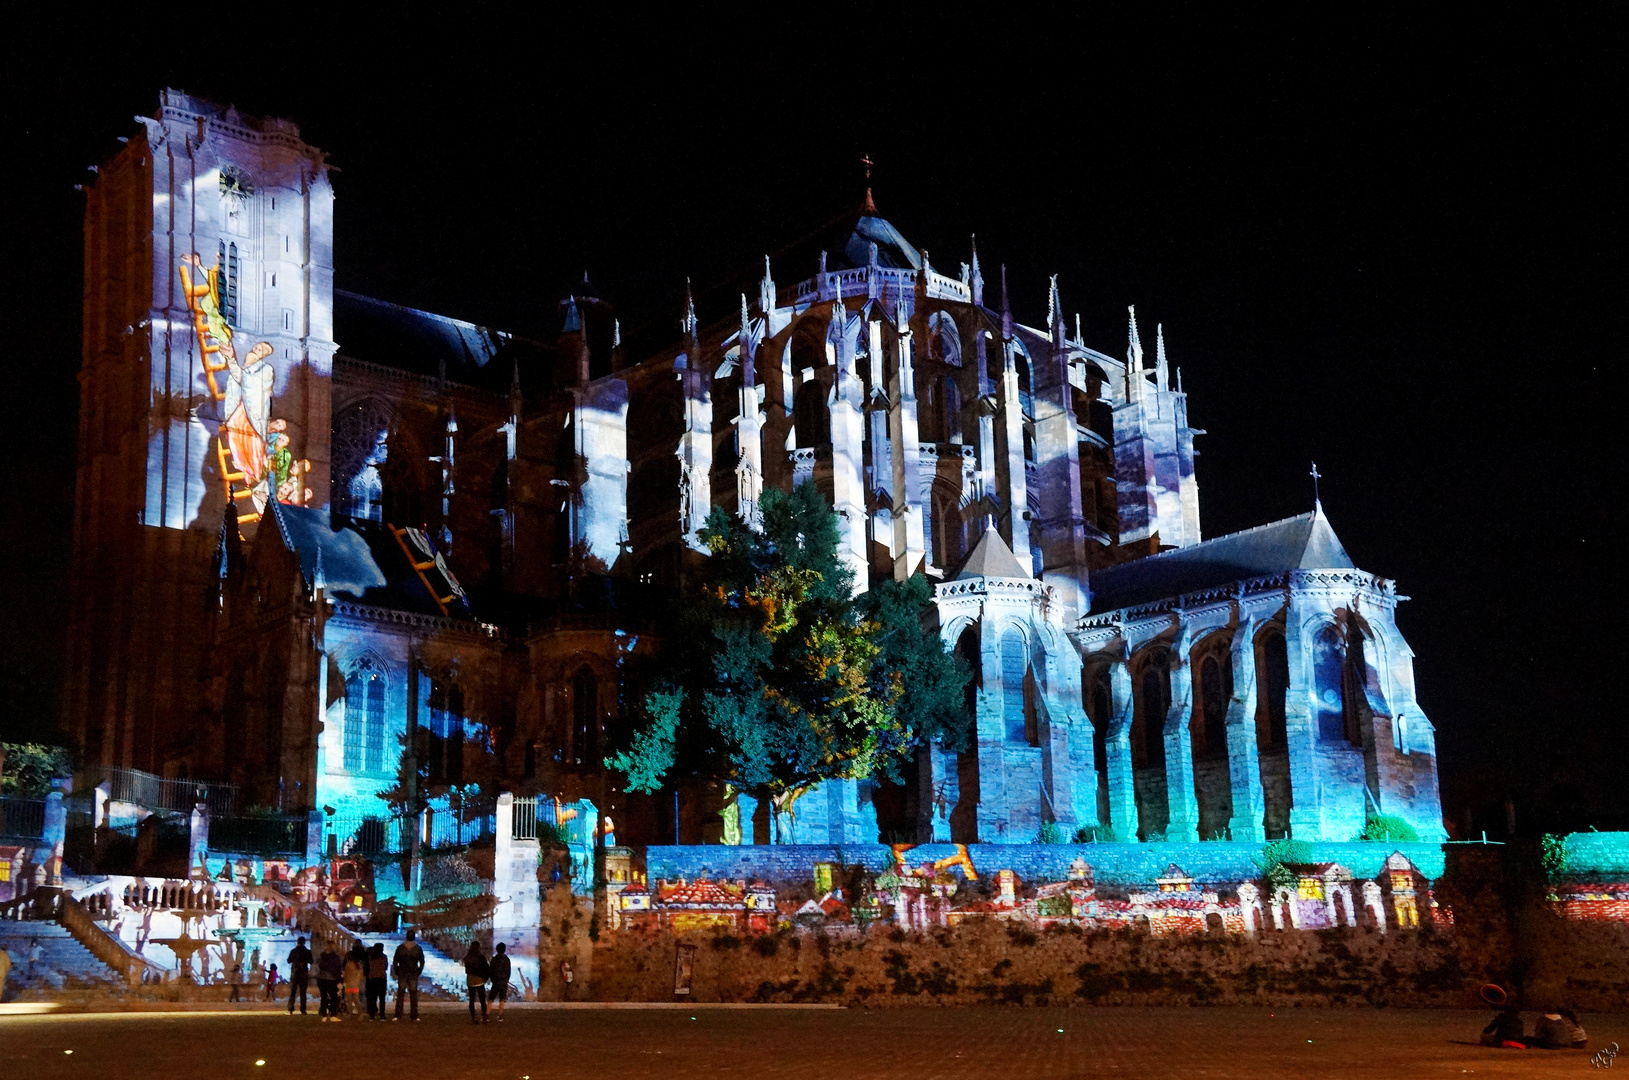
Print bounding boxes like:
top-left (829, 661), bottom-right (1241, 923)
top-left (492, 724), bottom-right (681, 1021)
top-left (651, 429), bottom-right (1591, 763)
top-left (461, 940), bottom-right (512, 1024)
top-left (282, 930), bottom-right (427, 1021)
top-left (1480, 1007), bottom-right (1590, 1049)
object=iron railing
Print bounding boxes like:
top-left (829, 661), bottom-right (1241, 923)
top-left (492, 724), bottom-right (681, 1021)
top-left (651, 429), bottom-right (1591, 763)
top-left (208, 813), bottom-right (306, 856)
top-left (104, 767), bottom-right (237, 815)
top-left (0, 796), bottom-right (46, 840)
top-left (512, 795), bottom-right (539, 840)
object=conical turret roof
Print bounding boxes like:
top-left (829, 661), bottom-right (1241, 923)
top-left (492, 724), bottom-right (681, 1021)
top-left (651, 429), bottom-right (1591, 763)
top-left (956, 525), bottom-right (1032, 579)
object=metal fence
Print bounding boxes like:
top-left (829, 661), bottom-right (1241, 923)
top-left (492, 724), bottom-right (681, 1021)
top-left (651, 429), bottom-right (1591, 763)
top-left (209, 813), bottom-right (306, 856)
top-left (322, 812), bottom-right (415, 859)
top-left (105, 767), bottom-right (237, 815)
top-left (512, 795), bottom-right (539, 840)
top-left (0, 796), bottom-right (46, 841)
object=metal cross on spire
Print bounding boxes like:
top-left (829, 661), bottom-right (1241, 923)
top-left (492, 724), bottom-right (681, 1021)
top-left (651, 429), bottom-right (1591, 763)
top-left (862, 153), bottom-right (873, 180)
top-left (1310, 461), bottom-right (1322, 507)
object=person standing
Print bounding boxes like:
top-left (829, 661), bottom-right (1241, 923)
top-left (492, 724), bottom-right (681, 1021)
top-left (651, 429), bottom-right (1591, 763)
top-left (264, 962), bottom-right (280, 1002)
top-left (227, 957), bottom-right (244, 1002)
top-left (488, 942), bottom-right (512, 1022)
top-left (315, 944), bottom-right (344, 1022)
top-left (365, 942), bottom-right (388, 1020)
top-left (343, 942), bottom-right (366, 1016)
top-left (463, 941), bottom-right (490, 1024)
top-left (392, 929), bottom-right (425, 1022)
top-left (286, 937), bottom-right (312, 1015)
top-left (27, 937), bottom-right (43, 979)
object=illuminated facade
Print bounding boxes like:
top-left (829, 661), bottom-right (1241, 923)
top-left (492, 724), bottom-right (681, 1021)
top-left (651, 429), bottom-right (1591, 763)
top-left (65, 91), bottom-right (1445, 845)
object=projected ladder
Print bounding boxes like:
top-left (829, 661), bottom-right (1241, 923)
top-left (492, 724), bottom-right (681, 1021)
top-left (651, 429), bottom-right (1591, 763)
top-left (178, 256), bottom-right (262, 527)
top-left (390, 525), bottom-right (458, 616)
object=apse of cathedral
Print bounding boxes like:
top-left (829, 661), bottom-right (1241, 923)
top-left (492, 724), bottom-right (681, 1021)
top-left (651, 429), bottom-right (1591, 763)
top-left (62, 90), bottom-right (1445, 848)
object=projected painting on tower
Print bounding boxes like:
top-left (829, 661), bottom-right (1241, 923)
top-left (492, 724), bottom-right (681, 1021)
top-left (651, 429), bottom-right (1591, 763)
top-left (178, 251), bottom-right (312, 524)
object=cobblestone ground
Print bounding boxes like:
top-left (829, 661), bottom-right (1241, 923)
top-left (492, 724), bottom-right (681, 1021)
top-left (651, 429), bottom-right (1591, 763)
top-left (4, 1005), bottom-right (1623, 1079)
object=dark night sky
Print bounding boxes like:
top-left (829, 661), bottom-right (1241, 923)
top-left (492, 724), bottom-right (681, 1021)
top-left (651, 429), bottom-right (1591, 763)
top-left (3, 12), bottom-right (1622, 833)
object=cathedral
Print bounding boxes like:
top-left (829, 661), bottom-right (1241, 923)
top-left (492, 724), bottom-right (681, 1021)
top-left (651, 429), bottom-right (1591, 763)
top-left (62, 90), bottom-right (1446, 849)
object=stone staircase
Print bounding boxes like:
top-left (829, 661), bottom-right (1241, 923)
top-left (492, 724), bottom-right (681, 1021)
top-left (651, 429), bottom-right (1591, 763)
top-left (0, 920), bottom-right (120, 994)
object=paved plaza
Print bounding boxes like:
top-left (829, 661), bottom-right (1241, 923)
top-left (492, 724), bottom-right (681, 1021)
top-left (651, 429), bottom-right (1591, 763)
top-left (1, 1004), bottom-right (1621, 1078)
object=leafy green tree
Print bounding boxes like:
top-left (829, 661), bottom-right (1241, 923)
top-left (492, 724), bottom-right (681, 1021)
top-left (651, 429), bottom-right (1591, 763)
top-left (608, 483), bottom-right (969, 831)
top-left (0, 742), bottom-right (73, 797)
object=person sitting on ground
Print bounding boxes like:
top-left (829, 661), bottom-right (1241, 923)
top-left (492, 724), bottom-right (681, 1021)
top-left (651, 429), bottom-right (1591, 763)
top-left (1560, 1010), bottom-right (1588, 1049)
top-left (1534, 1009), bottom-right (1588, 1049)
top-left (1481, 1007), bottom-right (1528, 1048)
top-left (488, 942), bottom-right (512, 1022)
top-left (464, 940), bottom-right (490, 1024)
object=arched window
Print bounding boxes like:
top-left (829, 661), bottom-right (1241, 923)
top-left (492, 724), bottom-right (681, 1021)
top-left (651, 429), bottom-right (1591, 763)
top-left (999, 631), bottom-right (1027, 745)
top-left (929, 313), bottom-right (961, 367)
top-left (1198, 653), bottom-right (1230, 760)
top-left (1312, 626), bottom-right (1347, 744)
top-left (1344, 630), bottom-right (1371, 748)
top-left (344, 659), bottom-right (387, 775)
top-left (1088, 667), bottom-right (1111, 778)
top-left (572, 667), bottom-right (598, 767)
top-left (955, 625), bottom-right (981, 725)
top-left (425, 679), bottom-right (464, 784)
top-left (794, 379), bottom-right (829, 448)
top-left (931, 486), bottom-right (963, 572)
top-left (919, 378), bottom-right (942, 442)
top-left (1257, 633), bottom-right (1289, 751)
top-left (1134, 651), bottom-right (1169, 770)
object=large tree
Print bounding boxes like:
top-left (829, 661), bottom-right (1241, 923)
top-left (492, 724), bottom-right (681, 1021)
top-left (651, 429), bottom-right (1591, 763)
top-left (607, 483), bottom-right (970, 836)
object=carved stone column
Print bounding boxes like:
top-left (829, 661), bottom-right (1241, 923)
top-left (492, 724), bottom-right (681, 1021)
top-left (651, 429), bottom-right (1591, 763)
top-left (1225, 617), bottom-right (1267, 842)
top-left (1103, 658), bottom-right (1139, 841)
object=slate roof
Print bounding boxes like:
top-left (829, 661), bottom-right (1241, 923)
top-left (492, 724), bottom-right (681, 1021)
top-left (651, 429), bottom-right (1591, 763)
top-left (267, 502), bottom-right (472, 619)
top-left (1088, 504), bottom-right (1357, 613)
top-left (956, 526), bottom-right (1032, 579)
top-left (333, 290), bottom-right (548, 394)
top-left (772, 194), bottom-right (923, 274)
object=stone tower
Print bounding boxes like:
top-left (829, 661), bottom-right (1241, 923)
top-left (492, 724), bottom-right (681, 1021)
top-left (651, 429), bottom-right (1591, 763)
top-left (63, 90), bottom-right (335, 775)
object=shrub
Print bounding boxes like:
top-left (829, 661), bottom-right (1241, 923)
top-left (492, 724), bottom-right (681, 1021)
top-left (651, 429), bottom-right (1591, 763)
top-left (1357, 814), bottom-right (1420, 843)
top-left (1256, 837), bottom-right (1313, 886)
top-left (1540, 833), bottom-right (1568, 880)
top-left (1036, 821), bottom-right (1066, 844)
top-left (1073, 823), bottom-right (1116, 843)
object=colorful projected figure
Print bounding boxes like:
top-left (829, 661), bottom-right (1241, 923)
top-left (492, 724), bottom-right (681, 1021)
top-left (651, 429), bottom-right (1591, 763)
top-left (179, 253), bottom-right (308, 523)
top-left (224, 338), bottom-right (276, 512)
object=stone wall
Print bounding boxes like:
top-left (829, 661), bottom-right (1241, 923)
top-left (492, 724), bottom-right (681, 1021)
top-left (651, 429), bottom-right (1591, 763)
top-left (641, 841), bottom-right (1448, 886)
top-left (590, 920), bottom-right (1480, 1007)
top-left (576, 838), bottom-right (1629, 1010)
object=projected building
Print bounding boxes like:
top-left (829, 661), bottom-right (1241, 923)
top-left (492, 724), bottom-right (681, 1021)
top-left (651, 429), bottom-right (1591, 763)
top-left (63, 90), bottom-right (1446, 845)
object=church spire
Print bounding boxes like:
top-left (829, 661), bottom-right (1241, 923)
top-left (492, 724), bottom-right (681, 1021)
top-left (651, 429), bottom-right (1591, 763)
top-left (681, 277), bottom-right (698, 343)
top-left (1048, 274), bottom-right (1065, 343)
top-left (1155, 322), bottom-right (1170, 392)
top-left (1000, 263), bottom-right (1013, 342)
top-left (759, 254), bottom-right (775, 314)
top-left (970, 235), bottom-right (984, 307)
top-left (1126, 304), bottom-right (1144, 401)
